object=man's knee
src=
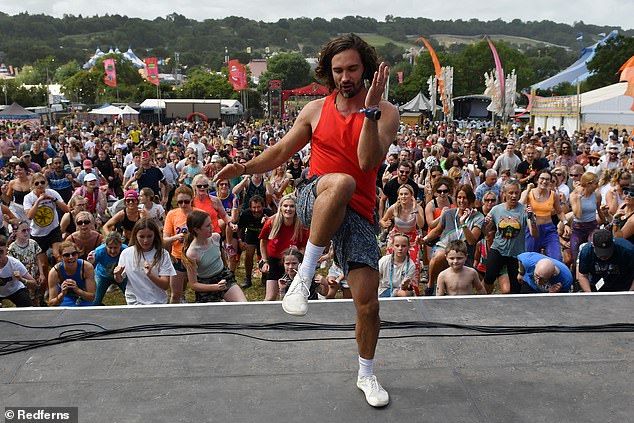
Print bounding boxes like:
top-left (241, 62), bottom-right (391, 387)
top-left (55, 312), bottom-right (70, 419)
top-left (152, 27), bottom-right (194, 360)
top-left (318, 173), bottom-right (356, 199)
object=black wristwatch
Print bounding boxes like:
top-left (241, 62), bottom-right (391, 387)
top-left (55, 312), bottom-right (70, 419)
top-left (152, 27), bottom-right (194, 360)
top-left (361, 106), bottom-right (381, 121)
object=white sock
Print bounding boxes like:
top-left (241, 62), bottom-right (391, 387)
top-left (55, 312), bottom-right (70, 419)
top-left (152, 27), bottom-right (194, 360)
top-left (358, 356), bottom-right (374, 378)
top-left (298, 241), bottom-right (325, 280)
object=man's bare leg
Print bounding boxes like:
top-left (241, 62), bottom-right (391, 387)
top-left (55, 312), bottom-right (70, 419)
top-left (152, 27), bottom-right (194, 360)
top-left (347, 265), bottom-right (389, 407)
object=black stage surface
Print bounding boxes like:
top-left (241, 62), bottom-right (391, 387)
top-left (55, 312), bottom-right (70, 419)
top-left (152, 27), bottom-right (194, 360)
top-left (1, 293), bottom-right (633, 422)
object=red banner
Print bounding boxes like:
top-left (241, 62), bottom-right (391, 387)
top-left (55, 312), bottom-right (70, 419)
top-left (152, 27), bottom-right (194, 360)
top-left (144, 58), bottom-right (160, 86)
top-left (103, 58), bottom-right (117, 87)
top-left (228, 59), bottom-right (247, 90)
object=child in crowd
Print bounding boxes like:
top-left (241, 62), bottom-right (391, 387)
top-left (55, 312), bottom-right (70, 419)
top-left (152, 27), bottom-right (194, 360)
top-left (378, 233), bottom-right (417, 297)
top-left (437, 240), bottom-right (486, 296)
top-left (88, 232), bottom-right (127, 305)
top-left (8, 220), bottom-right (48, 306)
top-left (114, 218), bottom-right (176, 305)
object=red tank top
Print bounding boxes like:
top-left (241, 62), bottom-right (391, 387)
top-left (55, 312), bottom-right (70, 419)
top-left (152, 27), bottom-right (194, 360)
top-left (308, 92), bottom-right (378, 223)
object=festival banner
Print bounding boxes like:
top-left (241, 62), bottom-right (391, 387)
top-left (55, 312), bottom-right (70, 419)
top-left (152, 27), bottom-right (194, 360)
top-left (144, 58), bottom-right (160, 86)
top-left (485, 36), bottom-right (504, 103)
top-left (618, 55), bottom-right (634, 110)
top-left (416, 37), bottom-right (447, 113)
top-left (103, 58), bottom-right (117, 87)
top-left (228, 59), bottom-right (247, 91)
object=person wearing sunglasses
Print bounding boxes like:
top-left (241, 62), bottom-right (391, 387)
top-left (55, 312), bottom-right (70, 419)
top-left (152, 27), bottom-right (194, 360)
top-left (164, 185), bottom-right (201, 303)
top-left (67, 211), bottom-right (104, 261)
top-left (191, 174), bottom-right (227, 237)
top-left (47, 240), bottom-right (96, 307)
top-left (611, 184), bottom-right (634, 245)
top-left (103, 190), bottom-right (149, 243)
top-left (24, 173), bottom-right (70, 263)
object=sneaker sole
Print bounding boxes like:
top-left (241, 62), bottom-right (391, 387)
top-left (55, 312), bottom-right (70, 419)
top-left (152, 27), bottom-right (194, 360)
top-left (356, 383), bottom-right (390, 408)
top-left (282, 301), bottom-right (307, 316)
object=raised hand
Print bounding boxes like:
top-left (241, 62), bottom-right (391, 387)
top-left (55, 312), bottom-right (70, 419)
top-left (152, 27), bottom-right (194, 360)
top-left (365, 62), bottom-right (389, 108)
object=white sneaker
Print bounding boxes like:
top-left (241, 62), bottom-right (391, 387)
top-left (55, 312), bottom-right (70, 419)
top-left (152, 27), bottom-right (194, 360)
top-left (356, 375), bottom-right (389, 407)
top-left (281, 273), bottom-right (311, 316)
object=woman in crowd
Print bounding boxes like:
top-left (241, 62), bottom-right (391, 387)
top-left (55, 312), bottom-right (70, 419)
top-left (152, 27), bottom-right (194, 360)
top-left (24, 173), bottom-right (70, 262)
top-left (138, 187), bottom-right (166, 229)
top-left (259, 194), bottom-right (309, 301)
top-left (4, 161), bottom-right (32, 222)
top-left (569, 171), bottom-right (607, 263)
top-left (87, 232), bottom-right (127, 305)
top-left (552, 166), bottom-right (570, 204)
top-left (8, 220), bottom-right (48, 306)
top-left (419, 165), bottom-right (443, 205)
top-left (377, 233), bottom-right (417, 298)
top-left (0, 235), bottom-right (36, 307)
top-left (114, 218), bottom-right (175, 305)
top-left (164, 185), bottom-right (200, 303)
top-left (47, 240), bottom-right (96, 307)
top-left (103, 190), bottom-right (149, 243)
top-left (520, 170), bottom-right (566, 261)
top-left (267, 163), bottom-right (291, 212)
top-left (379, 184), bottom-right (425, 291)
top-left (483, 179), bottom-right (539, 294)
top-left (605, 170), bottom-right (631, 215)
top-left (191, 174), bottom-right (227, 235)
top-left (612, 184), bottom-right (634, 245)
top-left (424, 176), bottom-right (455, 235)
top-left (182, 210), bottom-right (247, 303)
top-left (67, 211), bottom-right (104, 260)
top-left (73, 173), bottom-right (109, 224)
top-left (60, 195), bottom-right (88, 239)
top-left (178, 152), bottom-right (202, 186)
top-left (423, 184), bottom-right (484, 294)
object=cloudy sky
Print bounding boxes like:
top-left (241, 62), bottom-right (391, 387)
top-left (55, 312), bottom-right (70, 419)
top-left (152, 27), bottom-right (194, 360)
top-left (3, 0), bottom-right (632, 29)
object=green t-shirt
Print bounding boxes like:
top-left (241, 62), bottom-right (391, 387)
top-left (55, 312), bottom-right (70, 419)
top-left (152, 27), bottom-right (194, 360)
top-left (489, 203), bottom-right (527, 257)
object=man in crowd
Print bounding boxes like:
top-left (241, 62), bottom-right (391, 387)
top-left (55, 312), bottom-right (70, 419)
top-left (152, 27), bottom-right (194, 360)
top-left (517, 252), bottom-right (573, 293)
top-left (577, 229), bottom-right (634, 292)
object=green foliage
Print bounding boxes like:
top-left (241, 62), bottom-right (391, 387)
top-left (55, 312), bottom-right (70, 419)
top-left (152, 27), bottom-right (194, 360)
top-left (585, 35), bottom-right (634, 90)
top-left (257, 52), bottom-right (312, 91)
top-left (177, 67), bottom-right (234, 99)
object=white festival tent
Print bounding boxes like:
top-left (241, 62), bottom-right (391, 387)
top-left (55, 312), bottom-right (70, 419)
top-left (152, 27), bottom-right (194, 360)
top-left (120, 105), bottom-right (139, 115)
top-left (89, 104), bottom-right (125, 115)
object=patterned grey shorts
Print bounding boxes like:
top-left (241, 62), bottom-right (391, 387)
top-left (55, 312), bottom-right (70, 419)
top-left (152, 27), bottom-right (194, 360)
top-left (296, 176), bottom-right (380, 276)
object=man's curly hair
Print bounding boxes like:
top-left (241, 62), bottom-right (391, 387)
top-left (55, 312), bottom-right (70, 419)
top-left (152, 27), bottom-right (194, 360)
top-left (315, 33), bottom-right (379, 91)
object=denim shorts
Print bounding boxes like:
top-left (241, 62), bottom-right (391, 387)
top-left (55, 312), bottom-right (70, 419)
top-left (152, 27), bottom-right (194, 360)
top-left (296, 176), bottom-right (380, 276)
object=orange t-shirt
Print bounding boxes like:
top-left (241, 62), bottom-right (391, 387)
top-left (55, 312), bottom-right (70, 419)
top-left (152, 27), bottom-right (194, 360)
top-left (164, 207), bottom-right (204, 259)
top-left (308, 91), bottom-right (378, 223)
top-left (192, 195), bottom-right (222, 233)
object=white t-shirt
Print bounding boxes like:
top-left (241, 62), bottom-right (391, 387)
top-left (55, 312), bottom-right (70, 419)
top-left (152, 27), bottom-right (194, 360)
top-left (118, 246), bottom-right (176, 305)
top-left (187, 142), bottom-right (206, 161)
top-left (140, 203), bottom-right (166, 223)
top-left (23, 189), bottom-right (64, 237)
top-left (0, 257), bottom-right (28, 298)
top-left (378, 255), bottom-right (416, 297)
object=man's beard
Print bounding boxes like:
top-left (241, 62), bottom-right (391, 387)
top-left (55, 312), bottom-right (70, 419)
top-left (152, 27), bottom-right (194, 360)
top-left (338, 79), bottom-right (364, 98)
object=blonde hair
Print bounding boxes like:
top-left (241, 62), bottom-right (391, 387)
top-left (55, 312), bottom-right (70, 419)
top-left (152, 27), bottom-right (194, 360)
top-left (395, 184), bottom-right (415, 216)
top-left (581, 171), bottom-right (598, 187)
top-left (269, 194), bottom-right (302, 242)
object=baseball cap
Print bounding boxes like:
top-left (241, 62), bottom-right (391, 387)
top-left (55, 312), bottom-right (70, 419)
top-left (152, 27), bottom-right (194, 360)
top-left (592, 229), bottom-right (614, 258)
top-left (21, 151), bottom-right (31, 158)
top-left (83, 159), bottom-right (93, 168)
top-left (9, 156), bottom-right (19, 164)
top-left (124, 190), bottom-right (139, 200)
top-left (211, 154), bottom-right (221, 163)
top-left (84, 173), bottom-right (97, 182)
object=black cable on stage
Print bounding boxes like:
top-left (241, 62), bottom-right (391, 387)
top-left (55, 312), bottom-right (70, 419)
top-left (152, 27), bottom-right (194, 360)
top-left (1, 319), bottom-right (633, 357)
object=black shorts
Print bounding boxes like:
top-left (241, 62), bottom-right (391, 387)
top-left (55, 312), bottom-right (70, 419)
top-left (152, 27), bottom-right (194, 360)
top-left (195, 267), bottom-right (236, 303)
top-left (266, 257), bottom-right (284, 281)
top-left (32, 227), bottom-right (62, 255)
top-left (0, 288), bottom-right (33, 307)
top-left (172, 257), bottom-right (186, 273)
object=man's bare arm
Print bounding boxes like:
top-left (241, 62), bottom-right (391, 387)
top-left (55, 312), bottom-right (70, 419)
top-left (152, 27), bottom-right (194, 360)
top-left (214, 101), bottom-right (320, 181)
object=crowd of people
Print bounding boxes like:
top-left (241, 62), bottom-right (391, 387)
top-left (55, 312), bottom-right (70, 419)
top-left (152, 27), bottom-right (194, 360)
top-left (0, 112), bottom-right (633, 308)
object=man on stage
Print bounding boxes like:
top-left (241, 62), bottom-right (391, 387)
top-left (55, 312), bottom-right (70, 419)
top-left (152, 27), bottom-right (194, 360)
top-left (215, 33), bottom-right (399, 407)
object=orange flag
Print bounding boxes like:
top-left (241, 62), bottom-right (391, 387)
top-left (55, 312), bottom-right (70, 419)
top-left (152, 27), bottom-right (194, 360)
top-left (618, 56), bottom-right (634, 111)
top-left (416, 37), bottom-right (446, 113)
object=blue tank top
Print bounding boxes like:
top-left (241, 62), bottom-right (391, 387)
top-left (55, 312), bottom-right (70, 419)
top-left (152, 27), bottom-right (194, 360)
top-left (58, 259), bottom-right (92, 307)
top-left (575, 192), bottom-right (597, 223)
